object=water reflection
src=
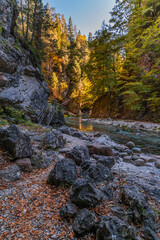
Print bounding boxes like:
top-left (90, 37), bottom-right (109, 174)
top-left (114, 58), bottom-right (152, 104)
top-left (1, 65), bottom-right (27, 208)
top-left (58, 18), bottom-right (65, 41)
top-left (66, 116), bottom-right (160, 154)
top-left (71, 116), bottom-right (93, 132)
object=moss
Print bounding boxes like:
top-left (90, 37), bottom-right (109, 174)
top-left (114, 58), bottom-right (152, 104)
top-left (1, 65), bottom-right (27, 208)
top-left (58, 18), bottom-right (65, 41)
top-left (0, 118), bottom-right (9, 127)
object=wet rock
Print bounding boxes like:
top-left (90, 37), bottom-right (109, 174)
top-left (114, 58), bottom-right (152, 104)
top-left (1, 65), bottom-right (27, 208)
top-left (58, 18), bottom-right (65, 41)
top-left (87, 143), bottom-right (114, 156)
top-left (43, 130), bottom-right (65, 149)
top-left (60, 203), bottom-right (77, 219)
top-left (92, 154), bottom-right (115, 169)
top-left (0, 125), bottom-right (33, 158)
top-left (15, 158), bottom-right (32, 172)
top-left (126, 141), bottom-right (136, 149)
top-left (66, 146), bottom-right (90, 166)
top-left (73, 209), bottom-right (95, 236)
top-left (132, 147), bottom-right (141, 153)
top-left (69, 178), bottom-right (102, 207)
top-left (95, 215), bottom-right (137, 240)
top-left (82, 162), bottom-right (113, 184)
top-left (133, 159), bottom-right (145, 166)
top-left (155, 160), bottom-right (160, 169)
top-left (0, 164), bottom-right (21, 182)
top-left (47, 158), bottom-right (78, 186)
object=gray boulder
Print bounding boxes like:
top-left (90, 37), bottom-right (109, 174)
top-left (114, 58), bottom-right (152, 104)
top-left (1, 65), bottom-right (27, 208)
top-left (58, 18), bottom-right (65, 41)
top-left (69, 178), bottom-right (102, 207)
top-left (82, 162), bottom-right (113, 184)
top-left (141, 226), bottom-right (159, 240)
top-left (43, 130), bottom-right (65, 150)
top-left (99, 184), bottom-right (113, 201)
top-left (0, 125), bottom-right (33, 158)
top-left (66, 145), bottom-right (90, 166)
top-left (121, 185), bottom-right (148, 224)
top-left (155, 160), bottom-right (160, 169)
top-left (132, 147), bottom-right (141, 153)
top-left (73, 209), bottom-right (95, 236)
top-left (126, 141), bottom-right (135, 149)
top-left (0, 164), bottom-right (21, 182)
top-left (133, 159), bottom-right (145, 166)
top-left (15, 158), bottom-right (32, 172)
top-left (142, 207), bottom-right (158, 232)
top-left (60, 203), bottom-right (77, 219)
top-left (58, 125), bottom-right (71, 135)
top-left (47, 158), bottom-right (78, 186)
top-left (95, 216), bottom-right (137, 240)
top-left (92, 154), bottom-right (115, 169)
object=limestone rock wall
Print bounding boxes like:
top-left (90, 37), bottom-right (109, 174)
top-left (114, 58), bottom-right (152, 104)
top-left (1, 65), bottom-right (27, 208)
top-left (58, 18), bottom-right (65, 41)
top-left (0, 0), bottom-right (64, 126)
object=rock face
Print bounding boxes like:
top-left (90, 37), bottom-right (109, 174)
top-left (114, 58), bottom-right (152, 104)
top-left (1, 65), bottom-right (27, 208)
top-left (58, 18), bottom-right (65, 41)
top-left (0, 164), bottom-right (21, 182)
top-left (0, 0), bottom-right (64, 126)
top-left (0, 125), bottom-right (33, 158)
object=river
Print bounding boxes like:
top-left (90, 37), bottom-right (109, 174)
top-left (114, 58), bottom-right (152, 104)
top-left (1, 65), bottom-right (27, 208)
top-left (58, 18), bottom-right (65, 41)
top-left (66, 116), bottom-right (160, 154)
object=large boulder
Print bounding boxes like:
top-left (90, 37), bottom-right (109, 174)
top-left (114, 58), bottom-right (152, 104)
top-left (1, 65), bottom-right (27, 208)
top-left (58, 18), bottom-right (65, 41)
top-left (87, 143), bottom-right (114, 156)
top-left (81, 162), bottom-right (113, 184)
top-left (43, 130), bottom-right (65, 150)
top-left (60, 203), bottom-right (77, 219)
top-left (121, 185), bottom-right (149, 224)
top-left (95, 216), bottom-right (137, 240)
top-left (47, 158), bottom-right (78, 186)
top-left (92, 154), bottom-right (115, 169)
top-left (72, 209), bottom-right (95, 236)
top-left (0, 164), bottom-right (21, 182)
top-left (66, 146), bottom-right (90, 166)
top-left (69, 178), bottom-right (102, 207)
top-left (0, 125), bottom-right (33, 158)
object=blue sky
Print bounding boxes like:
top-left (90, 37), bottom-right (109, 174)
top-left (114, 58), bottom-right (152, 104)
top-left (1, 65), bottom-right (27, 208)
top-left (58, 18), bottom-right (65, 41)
top-left (43, 0), bottom-right (115, 37)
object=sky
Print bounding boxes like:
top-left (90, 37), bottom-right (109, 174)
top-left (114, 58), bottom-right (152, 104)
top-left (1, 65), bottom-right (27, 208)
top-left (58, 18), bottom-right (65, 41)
top-left (43, 0), bottom-right (116, 37)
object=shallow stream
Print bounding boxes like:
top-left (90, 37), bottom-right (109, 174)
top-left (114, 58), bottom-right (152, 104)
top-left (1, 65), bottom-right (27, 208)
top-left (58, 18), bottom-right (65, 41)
top-left (66, 116), bottom-right (160, 154)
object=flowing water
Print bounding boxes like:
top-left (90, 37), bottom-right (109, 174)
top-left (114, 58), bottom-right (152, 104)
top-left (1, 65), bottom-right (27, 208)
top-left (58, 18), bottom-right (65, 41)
top-left (66, 116), bottom-right (160, 154)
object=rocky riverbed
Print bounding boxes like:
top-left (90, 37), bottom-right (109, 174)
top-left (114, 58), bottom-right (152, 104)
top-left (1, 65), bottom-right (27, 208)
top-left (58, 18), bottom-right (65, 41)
top-left (83, 118), bottom-right (160, 133)
top-left (0, 123), bottom-right (160, 239)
